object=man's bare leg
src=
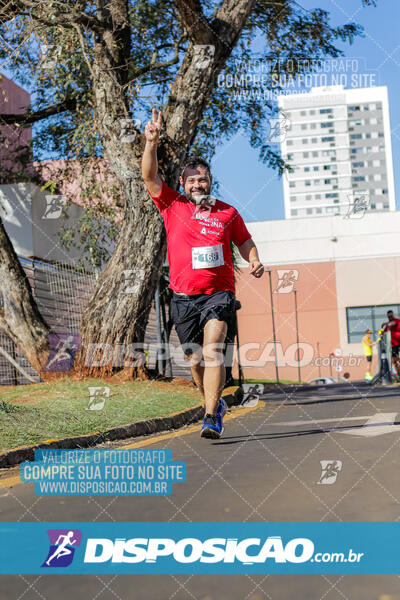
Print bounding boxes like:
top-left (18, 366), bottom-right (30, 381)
top-left (202, 319), bottom-right (227, 415)
top-left (188, 351), bottom-right (205, 398)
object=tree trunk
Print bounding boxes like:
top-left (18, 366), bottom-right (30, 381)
top-left (75, 0), bottom-right (256, 379)
top-left (0, 218), bottom-right (50, 374)
top-left (74, 177), bottom-right (167, 378)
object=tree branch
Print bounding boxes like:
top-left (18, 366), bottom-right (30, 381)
top-left (174, 0), bottom-right (215, 43)
top-left (127, 36), bottom-right (184, 82)
top-left (0, 0), bottom-right (106, 33)
top-left (213, 0), bottom-right (258, 45)
top-left (0, 97), bottom-right (77, 126)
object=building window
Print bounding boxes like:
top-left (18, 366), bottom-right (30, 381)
top-left (326, 192), bottom-right (338, 198)
top-left (303, 152), bottom-right (309, 158)
top-left (350, 134), bottom-right (362, 139)
top-left (310, 110), bottom-right (316, 115)
top-left (289, 182), bottom-right (296, 188)
top-left (321, 122), bottom-right (332, 128)
top-left (304, 167), bottom-right (310, 172)
top-left (353, 176), bottom-right (365, 181)
top-left (316, 194), bottom-right (321, 199)
top-left (320, 108), bottom-right (333, 114)
top-left (312, 151), bottom-right (318, 157)
top-left (346, 305), bottom-right (400, 343)
top-left (287, 140), bottom-right (293, 145)
top-left (306, 208), bottom-right (312, 215)
top-left (305, 181), bottom-right (311, 186)
top-left (313, 166), bottom-right (319, 171)
top-left (348, 105), bottom-right (360, 111)
top-left (321, 136), bottom-right (334, 142)
top-left (301, 124), bottom-right (307, 130)
top-left (311, 138), bottom-right (318, 143)
top-left (302, 139), bottom-right (308, 144)
top-left (287, 154), bottom-right (294, 160)
top-left (310, 123), bottom-right (317, 129)
top-left (316, 207), bottom-right (322, 214)
top-left (300, 111), bottom-right (306, 116)
top-left (291, 209), bottom-right (298, 216)
top-left (290, 196), bottom-right (297, 201)
top-left (306, 195), bottom-right (312, 200)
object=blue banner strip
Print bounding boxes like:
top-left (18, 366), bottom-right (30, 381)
top-left (0, 522), bottom-right (398, 574)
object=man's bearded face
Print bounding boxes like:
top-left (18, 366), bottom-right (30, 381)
top-left (180, 165), bottom-right (212, 204)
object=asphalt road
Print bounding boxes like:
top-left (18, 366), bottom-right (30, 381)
top-left (1, 381), bottom-right (400, 599)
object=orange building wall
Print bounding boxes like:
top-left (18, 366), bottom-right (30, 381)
top-left (235, 261), bottom-right (344, 382)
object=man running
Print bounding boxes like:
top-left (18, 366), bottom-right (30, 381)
top-left (142, 109), bottom-right (264, 439)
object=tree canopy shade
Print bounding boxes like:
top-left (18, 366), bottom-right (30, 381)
top-left (0, 0), bottom-right (375, 378)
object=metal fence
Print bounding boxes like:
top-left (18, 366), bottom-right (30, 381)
top-left (0, 256), bottom-right (189, 386)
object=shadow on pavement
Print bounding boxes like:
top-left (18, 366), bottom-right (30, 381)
top-left (213, 419), bottom-right (400, 445)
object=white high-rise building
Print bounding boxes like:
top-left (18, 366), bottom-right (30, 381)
top-left (278, 85), bottom-right (395, 219)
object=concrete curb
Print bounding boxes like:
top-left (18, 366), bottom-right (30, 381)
top-left (0, 388), bottom-right (241, 469)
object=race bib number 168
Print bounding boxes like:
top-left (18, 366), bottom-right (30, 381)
top-left (192, 244), bottom-right (224, 269)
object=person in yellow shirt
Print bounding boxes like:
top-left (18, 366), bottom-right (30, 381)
top-left (362, 329), bottom-right (375, 381)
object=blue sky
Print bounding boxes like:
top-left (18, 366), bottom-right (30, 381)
top-left (212, 0), bottom-right (400, 222)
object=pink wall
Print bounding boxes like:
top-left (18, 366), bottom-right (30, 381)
top-left (37, 157), bottom-right (124, 224)
top-left (0, 72), bottom-right (31, 177)
top-left (235, 261), bottom-right (347, 382)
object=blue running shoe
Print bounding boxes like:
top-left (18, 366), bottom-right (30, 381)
top-left (217, 397), bottom-right (227, 419)
top-left (201, 414), bottom-right (223, 439)
top-left (216, 397), bottom-right (227, 431)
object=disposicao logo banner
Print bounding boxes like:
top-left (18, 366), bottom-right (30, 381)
top-left (1, 522), bottom-right (400, 574)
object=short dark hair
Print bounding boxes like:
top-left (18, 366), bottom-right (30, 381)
top-left (387, 309), bottom-right (394, 314)
top-left (180, 156), bottom-right (211, 181)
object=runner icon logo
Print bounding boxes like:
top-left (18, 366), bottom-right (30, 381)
top-left (274, 269), bottom-right (299, 294)
top-left (41, 529), bottom-right (82, 568)
top-left (86, 387), bottom-right (110, 411)
top-left (241, 383), bottom-right (263, 407)
top-left (317, 460), bottom-right (342, 485)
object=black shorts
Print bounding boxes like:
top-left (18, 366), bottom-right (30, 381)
top-left (392, 345), bottom-right (400, 357)
top-left (366, 355), bottom-right (372, 363)
top-left (170, 290), bottom-right (236, 356)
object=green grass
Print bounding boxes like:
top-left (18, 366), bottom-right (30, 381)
top-left (0, 377), bottom-right (202, 452)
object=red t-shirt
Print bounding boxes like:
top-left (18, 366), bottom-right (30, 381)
top-left (149, 181), bottom-right (252, 295)
top-left (385, 318), bottom-right (400, 345)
